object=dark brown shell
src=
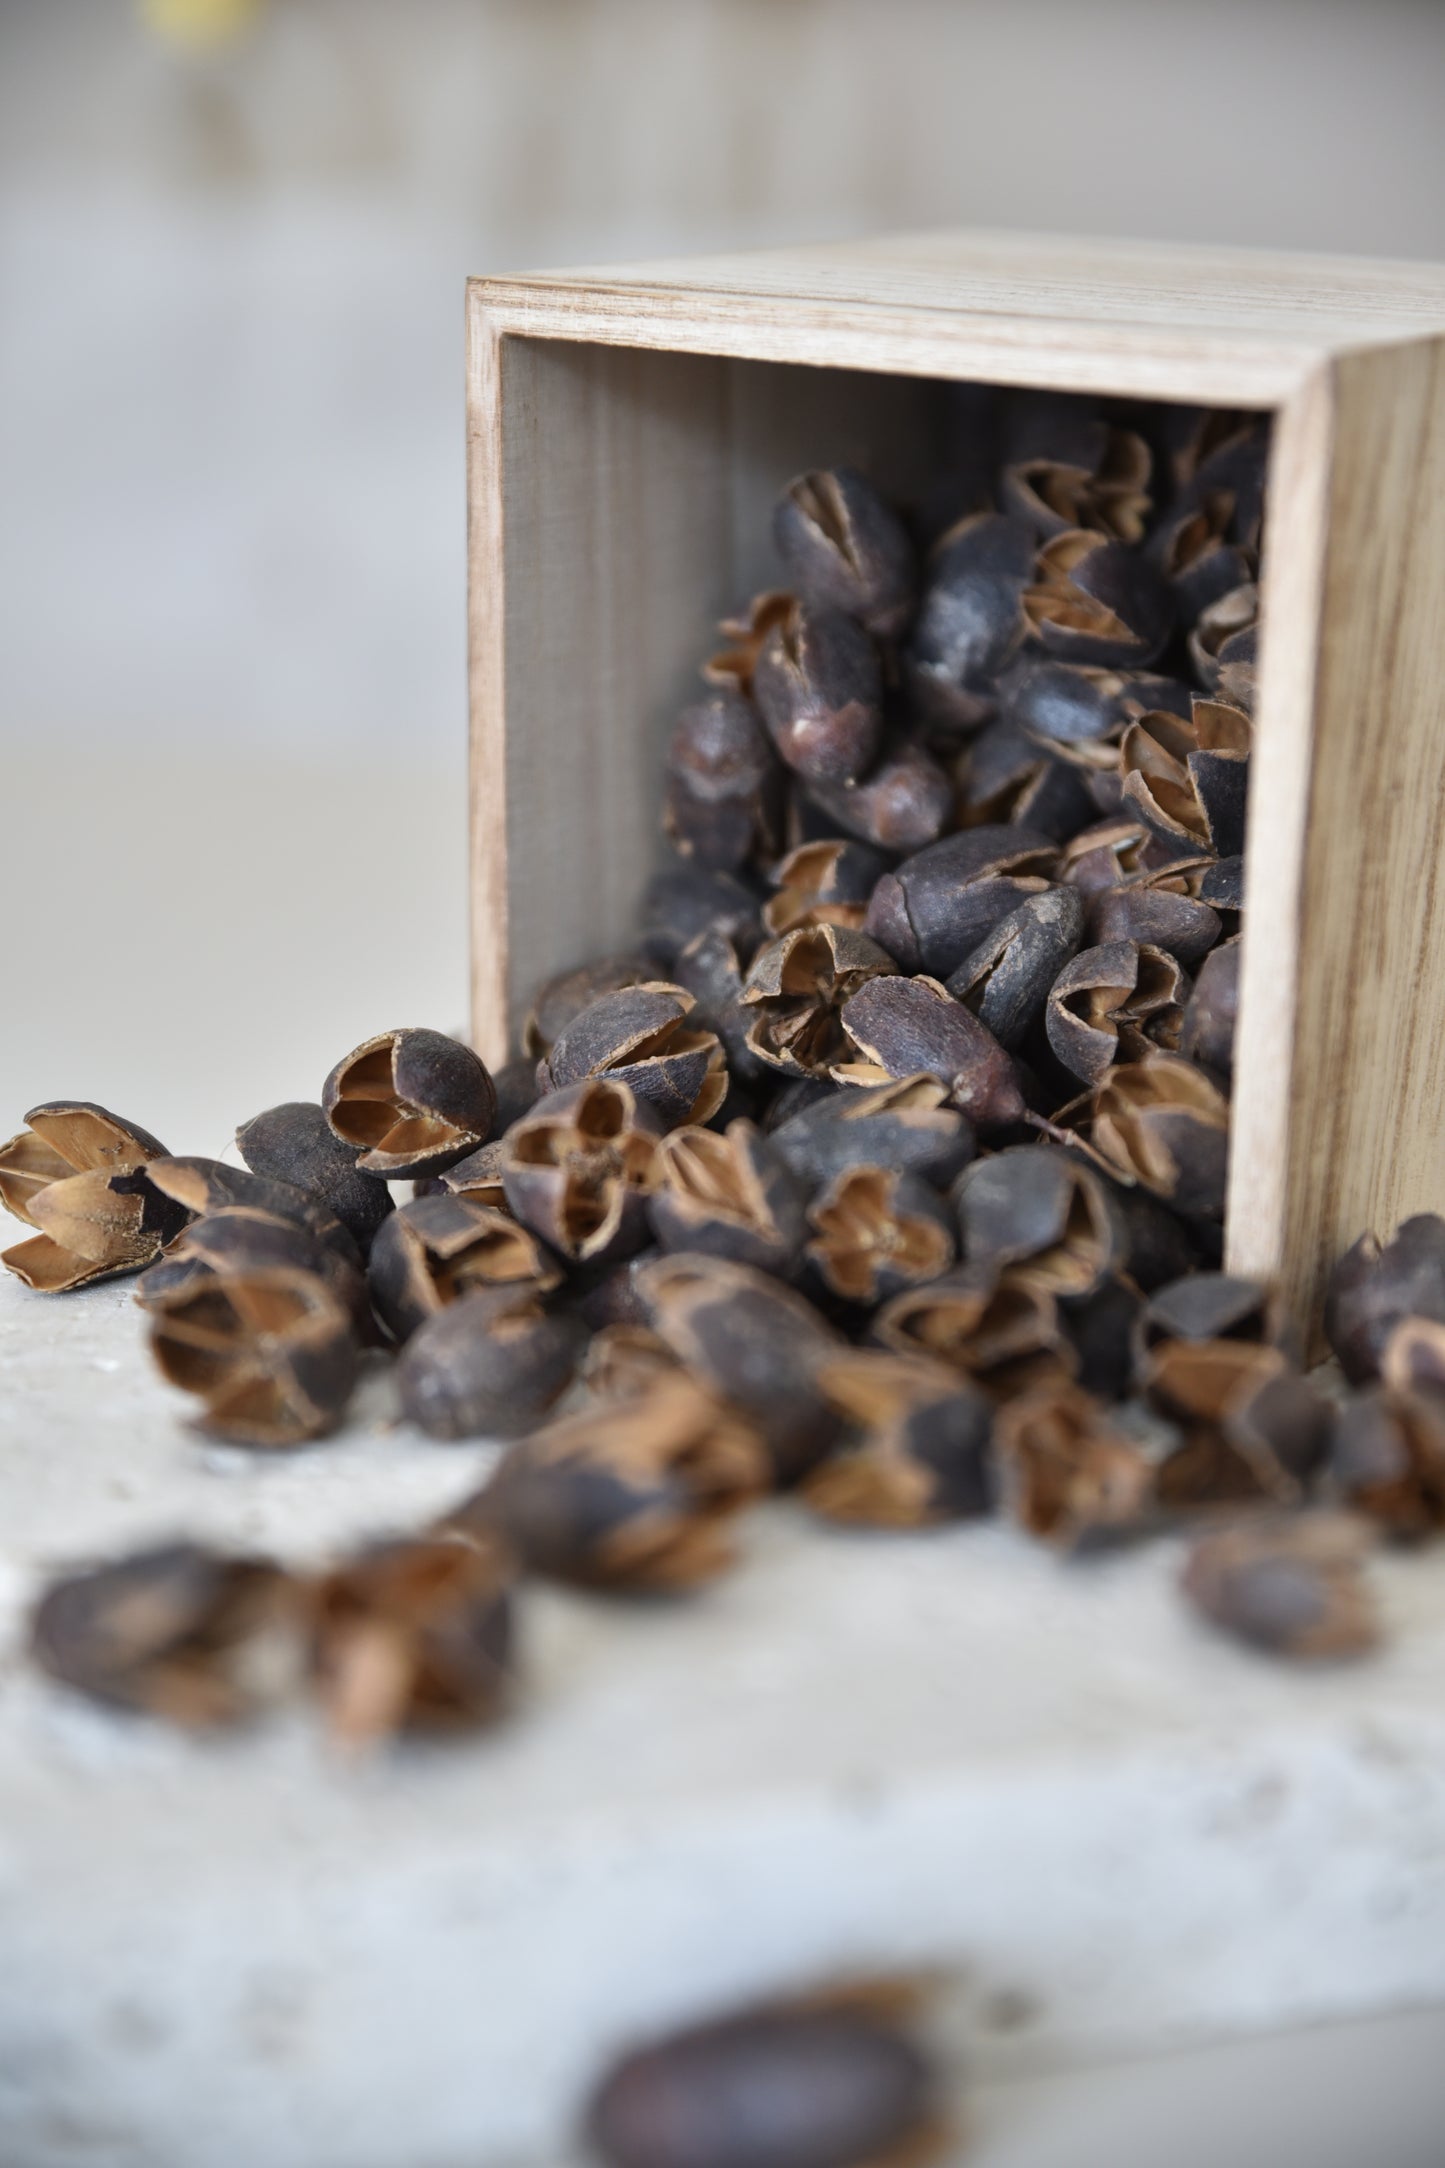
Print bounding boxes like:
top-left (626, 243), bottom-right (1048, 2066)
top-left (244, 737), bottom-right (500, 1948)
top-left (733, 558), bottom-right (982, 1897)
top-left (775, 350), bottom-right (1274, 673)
top-left (148, 1266), bottom-right (360, 1448)
top-left (647, 1120), bottom-right (808, 1275)
top-left (236, 1100), bottom-right (394, 1256)
top-left (1180, 1514), bottom-right (1378, 1659)
top-left (754, 600), bottom-right (884, 788)
top-left (837, 976), bottom-right (1025, 1129)
top-left (772, 466), bottom-right (917, 638)
top-left (323, 1029), bottom-right (496, 1179)
top-left (367, 1192), bottom-right (560, 1342)
top-left (502, 1078), bottom-right (663, 1268)
top-left (396, 1284), bottom-right (586, 1441)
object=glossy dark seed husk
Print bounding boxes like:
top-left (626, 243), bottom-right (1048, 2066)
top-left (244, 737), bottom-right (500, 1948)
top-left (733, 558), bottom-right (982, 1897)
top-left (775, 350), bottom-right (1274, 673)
top-left (322, 1028), bottom-right (497, 1180)
top-left (236, 1100), bottom-right (393, 1257)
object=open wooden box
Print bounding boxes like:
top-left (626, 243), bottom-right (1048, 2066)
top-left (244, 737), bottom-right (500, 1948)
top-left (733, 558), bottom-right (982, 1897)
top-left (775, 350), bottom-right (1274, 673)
top-left (466, 229), bottom-right (1445, 1324)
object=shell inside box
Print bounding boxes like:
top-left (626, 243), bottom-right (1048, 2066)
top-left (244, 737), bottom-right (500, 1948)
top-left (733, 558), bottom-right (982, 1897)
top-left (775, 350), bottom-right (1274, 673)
top-left (466, 231), bottom-right (1445, 1324)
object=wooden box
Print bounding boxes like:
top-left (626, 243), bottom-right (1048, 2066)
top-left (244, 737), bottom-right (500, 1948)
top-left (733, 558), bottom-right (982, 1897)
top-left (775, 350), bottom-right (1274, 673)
top-left (466, 229), bottom-right (1445, 1322)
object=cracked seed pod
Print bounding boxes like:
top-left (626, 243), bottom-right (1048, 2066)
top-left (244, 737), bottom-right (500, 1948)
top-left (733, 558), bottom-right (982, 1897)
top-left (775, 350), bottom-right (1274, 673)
top-left (452, 1373), bottom-right (768, 1591)
top-left (953, 1144), bottom-right (1125, 1299)
top-left (1139, 1271), bottom-right (1288, 1354)
top-left (236, 1100), bottom-right (394, 1256)
top-left (29, 1540), bottom-right (300, 1726)
top-left (367, 1192), bottom-right (561, 1342)
top-left (1120, 701), bottom-right (1250, 859)
top-left (1190, 580), bottom-right (1259, 700)
top-left (770, 1073), bottom-right (974, 1192)
top-left (648, 1119), bottom-right (807, 1274)
top-left (1180, 935), bottom-right (1240, 1076)
top-left (956, 719), bottom-right (1095, 841)
top-left (148, 1266), bottom-right (360, 1447)
top-left (1153, 489), bottom-right (1255, 625)
top-left (703, 588), bottom-right (795, 695)
top-left (1329, 1384), bottom-right (1445, 1538)
top-left (1323, 1213), bottom-right (1445, 1384)
top-left (322, 1028), bottom-right (496, 1180)
top-left (741, 923), bottom-right (897, 1080)
top-left (1023, 530), bottom-right (1173, 669)
top-left (1046, 939), bottom-right (1189, 1086)
top-left (803, 739), bottom-right (956, 853)
top-left (586, 1995), bottom-right (939, 2168)
top-left (145, 1156), bottom-right (362, 1266)
top-left (523, 955), bottom-right (657, 1059)
top-left (664, 690), bottom-right (782, 870)
top-left (639, 865), bottom-right (763, 970)
top-left (804, 1165), bottom-right (955, 1308)
top-left (1381, 1314), bottom-right (1445, 1399)
top-left (438, 1137), bottom-right (508, 1210)
top-left (1181, 1514), bottom-right (1378, 1660)
top-left (1064, 1273), bottom-right (1143, 1401)
top-left (1055, 816), bottom-right (1162, 895)
top-left (502, 1079), bottom-right (662, 1268)
top-left (0, 1102), bottom-right (188, 1293)
top-left (1087, 869), bottom-right (1222, 969)
top-left (1142, 1339), bottom-right (1331, 1506)
top-left (673, 925), bottom-right (765, 1083)
top-left (772, 467), bottom-right (916, 639)
top-left (568, 1247), bottom-right (662, 1333)
top-left (837, 976), bottom-right (1026, 1129)
top-left (763, 838), bottom-right (890, 938)
top-left (1155, 406), bottom-right (1258, 494)
top-left (492, 1054), bottom-right (543, 1132)
top-left (308, 1530), bottom-right (514, 1746)
top-left (872, 1262), bottom-right (1076, 1401)
top-left (581, 1322), bottom-right (685, 1402)
top-left (541, 983), bottom-right (726, 1128)
top-left (1089, 1054), bottom-right (1230, 1219)
top-left (753, 598), bottom-right (885, 787)
top-left (905, 510), bottom-right (1037, 732)
top-left (995, 1384), bottom-right (1155, 1548)
top-left (637, 1253), bottom-right (844, 1484)
top-left (945, 886), bottom-right (1086, 1050)
top-left (1002, 418), bottom-right (1153, 544)
top-left (863, 824), bottom-right (1057, 977)
top-left (397, 1282), bottom-right (585, 1441)
top-left (1001, 659), bottom-right (1192, 764)
top-left (805, 1350), bottom-right (994, 1524)
top-left (135, 1206), bottom-right (373, 1346)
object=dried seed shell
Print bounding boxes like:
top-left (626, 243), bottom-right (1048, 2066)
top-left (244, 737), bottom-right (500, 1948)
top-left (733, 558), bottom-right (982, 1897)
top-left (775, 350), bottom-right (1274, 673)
top-left (323, 1028), bottom-right (496, 1179)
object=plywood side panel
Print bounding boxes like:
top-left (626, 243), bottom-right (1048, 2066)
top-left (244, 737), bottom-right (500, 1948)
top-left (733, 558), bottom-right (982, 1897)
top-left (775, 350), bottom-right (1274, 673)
top-left (1264, 338), bottom-right (1445, 1316)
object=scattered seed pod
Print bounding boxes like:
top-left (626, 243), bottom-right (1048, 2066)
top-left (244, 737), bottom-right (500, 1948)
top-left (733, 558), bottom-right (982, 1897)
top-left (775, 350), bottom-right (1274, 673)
top-left (995, 1384), bottom-right (1154, 1547)
top-left (837, 975), bottom-right (1026, 1128)
top-left (957, 719), bottom-right (1096, 840)
top-left (367, 1192), bottom-right (561, 1342)
top-left (648, 1120), bottom-right (807, 1274)
top-left (1142, 1339), bottom-right (1331, 1506)
top-left (806, 1349), bottom-right (994, 1524)
top-left (1190, 580), bottom-right (1259, 699)
top-left (308, 1530), bottom-right (515, 1746)
top-left (585, 1993), bottom-right (940, 2168)
top-left (753, 599), bottom-right (885, 788)
top-left (803, 739), bottom-right (956, 853)
top-left (1380, 1314), bottom-right (1445, 1399)
top-left (954, 1144), bottom-right (1124, 1298)
top-left (542, 983), bottom-right (726, 1128)
top-left (1323, 1213), bottom-right (1445, 1384)
top-left (1002, 658), bottom-right (1191, 760)
top-left (638, 1253), bottom-right (844, 1484)
top-left (135, 1206), bottom-right (373, 1345)
top-left (873, 1262), bottom-right (1076, 1401)
top-left (582, 1322), bottom-right (686, 1402)
top-left (236, 1100), bottom-right (394, 1257)
top-left (639, 865), bottom-right (763, 970)
top-left (1180, 935), bottom-right (1240, 1076)
top-left (1023, 530), bottom-right (1173, 669)
top-left (664, 691), bottom-right (782, 870)
top-left (1153, 488), bottom-right (1255, 625)
top-left (453, 1374), bottom-right (768, 1591)
top-left (945, 886), bottom-right (1086, 1049)
top-left (502, 1078), bottom-right (662, 1268)
top-left (741, 924), bottom-right (897, 1080)
top-left (770, 1073), bottom-right (974, 1191)
top-left (1003, 419), bottom-right (1153, 546)
top-left (1089, 1054), bottom-right (1230, 1219)
top-left (29, 1540), bottom-right (299, 1726)
top-left (1055, 816), bottom-right (1161, 895)
top-left (673, 926), bottom-right (767, 1083)
top-left (0, 1101), bottom-right (187, 1293)
top-left (773, 467), bottom-right (917, 639)
top-left (1046, 939), bottom-right (1189, 1086)
top-left (396, 1283), bottom-right (586, 1442)
top-left (1139, 1270), bottom-right (1285, 1352)
top-left (524, 956), bottom-right (658, 1059)
top-left (1064, 1273), bottom-right (1143, 1400)
top-left (147, 1266), bottom-right (360, 1447)
top-left (804, 1165), bottom-right (955, 1307)
top-left (764, 838), bottom-right (890, 939)
top-left (1087, 869), bottom-right (1221, 970)
top-left (1121, 701), bottom-right (1250, 859)
top-left (322, 1029), bottom-right (496, 1180)
top-left (863, 824), bottom-right (1057, 978)
top-left (145, 1155), bottom-right (361, 1266)
top-left (1329, 1384), bottom-right (1445, 1538)
top-left (1180, 1514), bottom-right (1378, 1660)
top-left (438, 1137), bottom-right (508, 1209)
top-left (906, 510), bottom-right (1037, 731)
top-left (492, 1053), bottom-right (544, 1131)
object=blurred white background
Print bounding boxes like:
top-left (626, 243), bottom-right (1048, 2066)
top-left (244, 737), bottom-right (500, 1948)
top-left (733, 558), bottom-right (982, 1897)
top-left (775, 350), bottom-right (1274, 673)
top-left (4, 0), bottom-right (1445, 1144)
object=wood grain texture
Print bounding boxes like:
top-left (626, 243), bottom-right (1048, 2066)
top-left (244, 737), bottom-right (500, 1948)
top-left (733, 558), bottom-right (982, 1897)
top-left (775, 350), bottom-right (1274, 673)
top-left (468, 228), bottom-right (1445, 1320)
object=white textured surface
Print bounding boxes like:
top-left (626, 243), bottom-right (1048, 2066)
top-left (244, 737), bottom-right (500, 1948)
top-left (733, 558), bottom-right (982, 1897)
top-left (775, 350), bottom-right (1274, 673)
top-left (3, 1270), bottom-right (1445, 2166)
